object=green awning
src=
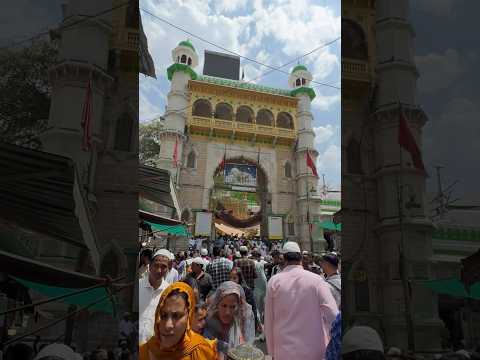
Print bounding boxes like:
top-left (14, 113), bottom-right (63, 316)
top-left (12, 276), bottom-right (116, 315)
top-left (423, 279), bottom-right (469, 298)
top-left (470, 282), bottom-right (480, 300)
top-left (316, 220), bottom-right (342, 231)
top-left (145, 221), bottom-right (190, 236)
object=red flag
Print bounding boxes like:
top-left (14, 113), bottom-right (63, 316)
top-left (306, 150), bottom-right (318, 177)
top-left (219, 146), bottom-right (226, 171)
top-left (398, 108), bottom-right (425, 171)
top-left (172, 137), bottom-right (178, 167)
top-left (81, 78), bottom-right (93, 151)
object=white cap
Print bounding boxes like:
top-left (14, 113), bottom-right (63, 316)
top-left (191, 257), bottom-right (205, 267)
top-left (281, 241), bottom-right (301, 254)
top-left (200, 248), bottom-right (208, 256)
top-left (342, 326), bottom-right (384, 354)
top-left (239, 246), bottom-right (248, 252)
top-left (153, 249), bottom-right (173, 260)
top-left (302, 250), bottom-right (309, 255)
top-left (34, 343), bottom-right (76, 360)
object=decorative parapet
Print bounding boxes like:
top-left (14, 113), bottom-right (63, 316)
top-left (290, 86), bottom-right (316, 100)
top-left (167, 63), bottom-right (198, 81)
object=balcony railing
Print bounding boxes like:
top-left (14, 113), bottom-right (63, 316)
top-left (188, 116), bottom-right (296, 139)
top-left (341, 58), bottom-right (370, 81)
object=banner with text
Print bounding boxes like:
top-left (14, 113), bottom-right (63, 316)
top-left (268, 216), bottom-right (283, 240)
top-left (224, 164), bottom-right (257, 188)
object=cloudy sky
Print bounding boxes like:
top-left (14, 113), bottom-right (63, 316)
top-left (140, 0), bottom-right (341, 189)
top-left (410, 0), bottom-right (480, 200)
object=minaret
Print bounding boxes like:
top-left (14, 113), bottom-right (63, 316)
top-left (289, 65), bottom-right (322, 251)
top-left (374, 0), bottom-right (441, 350)
top-left (159, 40), bottom-right (198, 186)
top-left (41, 1), bottom-right (113, 188)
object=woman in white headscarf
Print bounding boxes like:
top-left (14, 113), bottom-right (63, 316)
top-left (204, 281), bottom-right (255, 357)
top-left (33, 343), bottom-right (77, 360)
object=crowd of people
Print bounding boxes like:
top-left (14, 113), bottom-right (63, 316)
top-left (137, 233), bottom-right (343, 359)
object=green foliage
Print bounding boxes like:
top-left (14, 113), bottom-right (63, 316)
top-left (0, 40), bottom-right (58, 148)
top-left (139, 118), bottom-right (163, 165)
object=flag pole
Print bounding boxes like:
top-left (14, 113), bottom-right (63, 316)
top-left (398, 102), bottom-right (416, 352)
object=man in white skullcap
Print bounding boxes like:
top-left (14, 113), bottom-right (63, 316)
top-left (138, 249), bottom-right (170, 344)
top-left (164, 249), bottom-right (180, 284)
top-left (33, 343), bottom-right (76, 360)
top-left (200, 247), bottom-right (210, 267)
top-left (342, 325), bottom-right (385, 360)
top-left (264, 241), bottom-right (338, 360)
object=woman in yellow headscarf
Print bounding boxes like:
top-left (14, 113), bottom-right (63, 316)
top-left (139, 282), bottom-right (219, 360)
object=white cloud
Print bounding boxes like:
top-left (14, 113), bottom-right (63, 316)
top-left (313, 125), bottom-right (335, 145)
top-left (316, 144), bottom-right (340, 174)
top-left (214, 0), bottom-right (249, 13)
top-left (312, 93), bottom-right (340, 111)
top-left (416, 49), bottom-right (465, 93)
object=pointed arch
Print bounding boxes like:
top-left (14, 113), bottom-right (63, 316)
top-left (346, 137), bottom-right (362, 174)
top-left (99, 241), bottom-right (128, 278)
top-left (352, 263), bottom-right (370, 312)
top-left (114, 112), bottom-right (134, 151)
top-left (192, 99), bottom-right (212, 117)
top-left (284, 161), bottom-right (292, 178)
top-left (296, 78), bottom-right (301, 86)
top-left (256, 109), bottom-right (274, 126)
top-left (214, 103), bottom-right (233, 121)
top-left (187, 57), bottom-right (192, 66)
top-left (276, 112), bottom-right (294, 129)
top-left (342, 18), bottom-right (368, 60)
top-left (181, 208), bottom-right (191, 222)
top-left (236, 106), bottom-right (254, 123)
top-left (181, 54), bottom-right (187, 64)
top-left (186, 150), bottom-right (196, 169)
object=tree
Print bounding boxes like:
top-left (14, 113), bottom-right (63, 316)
top-left (0, 40), bottom-right (58, 148)
top-left (139, 117), bottom-right (163, 165)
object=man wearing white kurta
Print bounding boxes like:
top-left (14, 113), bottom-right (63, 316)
top-left (138, 249), bottom-right (170, 344)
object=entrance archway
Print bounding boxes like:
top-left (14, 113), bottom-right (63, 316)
top-left (209, 156), bottom-right (269, 236)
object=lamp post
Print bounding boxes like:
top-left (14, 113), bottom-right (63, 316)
top-left (306, 180), bottom-right (317, 253)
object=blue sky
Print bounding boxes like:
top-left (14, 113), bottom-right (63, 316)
top-left (140, 0), bottom-right (341, 190)
top-left (410, 0), bottom-right (480, 199)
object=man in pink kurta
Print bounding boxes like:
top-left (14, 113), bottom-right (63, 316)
top-left (264, 241), bottom-right (339, 360)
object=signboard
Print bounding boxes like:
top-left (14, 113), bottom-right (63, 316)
top-left (195, 212), bottom-right (213, 236)
top-left (268, 216), bottom-right (283, 240)
top-left (224, 164), bottom-right (257, 188)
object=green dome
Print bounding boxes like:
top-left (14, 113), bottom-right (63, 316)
top-left (178, 40), bottom-right (195, 52)
top-left (291, 64), bottom-right (308, 73)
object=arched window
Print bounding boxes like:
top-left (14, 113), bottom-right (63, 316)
top-left (181, 54), bottom-right (187, 64)
top-left (342, 19), bottom-right (368, 60)
top-left (181, 209), bottom-right (191, 222)
top-left (114, 113), bottom-right (133, 151)
top-left (192, 99), bottom-right (212, 117)
top-left (177, 56), bottom-right (180, 62)
top-left (125, 0), bottom-right (139, 29)
top-left (301, 78), bottom-right (306, 85)
top-left (187, 151), bottom-right (196, 169)
top-left (236, 106), bottom-right (254, 123)
top-left (353, 267), bottom-right (370, 312)
top-left (284, 161), bottom-right (292, 178)
top-left (100, 250), bottom-right (120, 278)
top-left (256, 109), bottom-right (274, 126)
top-left (276, 112), bottom-right (294, 129)
top-left (187, 57), bottom-right (192, 66)
top-left (347, 138), bottom-right (362, 174)
top-left (214, 103), bottom-right (233, 120)
top-left (296, 78), bottom-right (301, 86)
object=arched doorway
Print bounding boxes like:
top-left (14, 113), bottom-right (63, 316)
top-left (209, 156), bottom-right (269, 237)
